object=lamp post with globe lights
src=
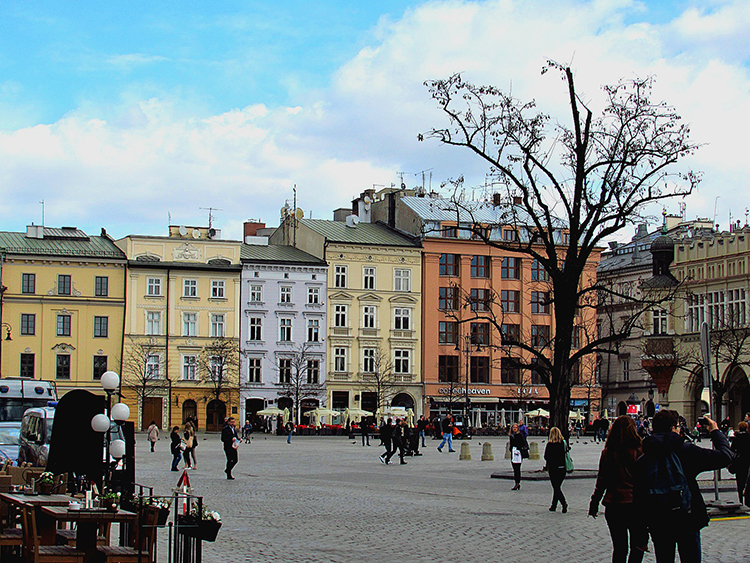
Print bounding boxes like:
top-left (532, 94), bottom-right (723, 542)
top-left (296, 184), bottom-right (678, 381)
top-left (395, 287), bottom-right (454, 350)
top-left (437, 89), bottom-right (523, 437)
top-left (90, 371), bottom-right (130, 488)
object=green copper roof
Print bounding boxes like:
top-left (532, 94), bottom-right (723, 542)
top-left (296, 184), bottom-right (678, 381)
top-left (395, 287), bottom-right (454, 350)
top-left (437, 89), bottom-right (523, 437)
top-left (300, 219), bottom-right (419, 247)
top-left (0, 229), bottom-right (126, 259)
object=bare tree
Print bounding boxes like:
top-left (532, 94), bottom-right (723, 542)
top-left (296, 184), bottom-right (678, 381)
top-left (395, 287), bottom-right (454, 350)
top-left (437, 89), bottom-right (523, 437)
top-left (360, 347), bottom-right (406, 413)
top-left (122, 337), bottom-right (168, 426)
top-left (422, 62), bottom-right (700, 432)
top-left (275, 342), bottom-right (324, 424)
top-left (198, 337), bottom-right (241, 406)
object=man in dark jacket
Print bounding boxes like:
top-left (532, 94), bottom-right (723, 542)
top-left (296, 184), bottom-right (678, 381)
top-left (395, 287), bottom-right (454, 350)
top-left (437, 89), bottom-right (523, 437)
top-left (379, 418), bottom-right (394, 464)
top-left (221, 417), bottom-right (239, 480)
top-left (635, 410), bottom-right (732, 563)
top-left (387, 418), bottom-right (408, 465)
top-left (437, 414), bottom-right (456, 453)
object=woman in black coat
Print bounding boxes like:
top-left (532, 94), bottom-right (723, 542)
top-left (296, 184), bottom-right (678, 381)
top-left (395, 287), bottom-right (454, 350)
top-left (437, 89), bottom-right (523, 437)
top-left (544, 426), bottom-right (568, 513)
top-left (170, 426), bottom-right (182, 471)
top-left (731, 421), bottom-right (750, 505)
top-left (509, 423), bottom-right (529, 490)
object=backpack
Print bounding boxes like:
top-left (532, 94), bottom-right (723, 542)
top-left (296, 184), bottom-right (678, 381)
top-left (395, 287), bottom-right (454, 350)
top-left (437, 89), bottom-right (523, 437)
top-left (636, 449), bottom-right (692, 517)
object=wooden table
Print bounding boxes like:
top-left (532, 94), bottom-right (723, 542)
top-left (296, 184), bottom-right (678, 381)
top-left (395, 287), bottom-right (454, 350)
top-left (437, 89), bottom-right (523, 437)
top-left (0, 492), bottom-right (73, 542)
top-left (41, 505), bottom-right (137, 563)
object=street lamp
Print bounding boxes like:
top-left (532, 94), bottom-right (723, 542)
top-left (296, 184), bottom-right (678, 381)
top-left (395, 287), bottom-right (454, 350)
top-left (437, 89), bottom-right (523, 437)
top-left (90, 371), bottom-right (130, 489)
top-left (456, 333), bottom-right (482, 435)
top-left (0, 322), bottom-right (11, 377)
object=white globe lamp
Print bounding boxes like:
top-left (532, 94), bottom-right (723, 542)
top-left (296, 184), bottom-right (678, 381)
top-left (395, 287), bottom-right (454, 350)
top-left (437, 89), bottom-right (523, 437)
top-left (111, 403), bottom-right (130, 424)
top-left (100, 371), bottom-right (120, 393)
top-left (91, 413), bottom-right (110, 433)
top-left (110, 439), bottom-right (126, 459)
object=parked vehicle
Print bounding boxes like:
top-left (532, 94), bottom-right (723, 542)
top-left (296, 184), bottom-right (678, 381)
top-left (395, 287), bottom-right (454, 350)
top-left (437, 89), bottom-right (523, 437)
top-left (0, 378), bottom-right (57, 422)
top-left (18, 406), bottom-right (56, 467)
top-left (0, 421), bottom-right (21, 465)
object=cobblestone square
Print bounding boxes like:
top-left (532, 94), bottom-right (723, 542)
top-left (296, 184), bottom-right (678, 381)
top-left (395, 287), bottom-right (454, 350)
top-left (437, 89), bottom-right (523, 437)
top-left (137, 433), bottom-right (750, 563)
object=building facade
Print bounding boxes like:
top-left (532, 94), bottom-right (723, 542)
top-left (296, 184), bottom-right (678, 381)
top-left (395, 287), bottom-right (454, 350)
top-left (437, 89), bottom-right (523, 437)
top-left (0, 226), bottom-right (126, 395)
top-left (116, 226), bottom-right (242, 431)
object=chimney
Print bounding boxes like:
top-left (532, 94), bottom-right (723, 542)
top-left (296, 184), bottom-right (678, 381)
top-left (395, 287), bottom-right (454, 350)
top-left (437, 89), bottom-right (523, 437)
top-left (512, 196), bottom-right (522, 205)
top-left (493, 193), bottom-right (502, 207)
top-left (244, 221), bottom-right (266, 238)
top-left (26, 224), bottom-right (44, 239)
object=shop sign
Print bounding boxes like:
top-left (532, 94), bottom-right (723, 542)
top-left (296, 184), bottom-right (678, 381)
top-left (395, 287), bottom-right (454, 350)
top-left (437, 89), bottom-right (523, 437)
top-left (437, 387), bottom-right (491, 395)
top-left (626, 404), bottom-right (640, 414)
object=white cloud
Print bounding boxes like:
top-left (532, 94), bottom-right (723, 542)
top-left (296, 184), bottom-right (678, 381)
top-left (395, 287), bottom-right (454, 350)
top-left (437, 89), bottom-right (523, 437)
top-left (1, 0), bottom-right (749, 239)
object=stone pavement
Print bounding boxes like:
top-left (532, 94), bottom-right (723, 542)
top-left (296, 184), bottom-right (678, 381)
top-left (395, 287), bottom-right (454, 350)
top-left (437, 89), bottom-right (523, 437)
top-left (136, 433), bottom-right (750, 563)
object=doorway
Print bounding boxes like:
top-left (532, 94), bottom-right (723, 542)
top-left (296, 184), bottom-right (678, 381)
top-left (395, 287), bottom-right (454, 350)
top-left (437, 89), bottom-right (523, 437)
top-left (141, 397), bottom-right (163, 430)
top-left (206, 400), bottom-right (226, 432)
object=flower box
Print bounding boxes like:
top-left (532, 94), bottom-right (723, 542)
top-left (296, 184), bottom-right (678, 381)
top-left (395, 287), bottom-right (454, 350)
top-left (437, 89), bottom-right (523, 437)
top-left (177, 514), bottom-right (222, 542)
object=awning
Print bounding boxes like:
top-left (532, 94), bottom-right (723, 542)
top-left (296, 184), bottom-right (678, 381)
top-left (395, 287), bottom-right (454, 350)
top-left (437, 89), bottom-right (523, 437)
top-left (469, 397), bottom-right (499, 403)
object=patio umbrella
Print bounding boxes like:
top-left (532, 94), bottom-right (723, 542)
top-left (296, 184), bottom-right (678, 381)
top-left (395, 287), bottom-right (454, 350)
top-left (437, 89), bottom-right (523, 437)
top-left (518, 409), bottom-right (524, 424)
top-left (309, 408), bottom-right (340, 425)
top-left (256, 407), bottom-right (284, 416)
top-left (347, 408), bottom-right (372, 423)
top-left (342, 408), bottom-right (351, 427)
top-left (569, 410), bottom-right (585, 421)
top-left (500, 408), bottom-right (506, 427)
top-left (406, 408), bottom-right (415, 427)
top-left (282, 407), bottom-right (290, 425)
top-left (527, 408), bottom-right (550, 418)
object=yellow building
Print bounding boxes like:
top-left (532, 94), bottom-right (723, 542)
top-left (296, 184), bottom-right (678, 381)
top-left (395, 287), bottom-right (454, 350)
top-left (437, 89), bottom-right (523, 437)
top-left (271, 217), bottom-right (423, 415)
top-left (116, 226), bottom-right (242, 431)
top-left (0, 225), bottom-right (126, 395)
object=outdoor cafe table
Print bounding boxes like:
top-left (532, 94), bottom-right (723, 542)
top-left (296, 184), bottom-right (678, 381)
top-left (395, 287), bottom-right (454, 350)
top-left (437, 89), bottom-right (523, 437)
top-left (0, 492), bottom-right (73, 542)
top-left (41, 505), bottom-right (137, 563)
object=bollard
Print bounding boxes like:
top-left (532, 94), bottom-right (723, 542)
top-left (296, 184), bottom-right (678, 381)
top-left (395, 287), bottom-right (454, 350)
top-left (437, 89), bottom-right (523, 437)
top-left (481, 442), bottom-right (494, 461)
top-left (529, 441), bottom-right (540, 460)
top-left (459, 441), bottom-right (471, 460)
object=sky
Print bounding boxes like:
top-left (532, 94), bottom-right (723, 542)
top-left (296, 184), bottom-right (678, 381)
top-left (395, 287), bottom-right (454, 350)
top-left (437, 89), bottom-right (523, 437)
top-left (0, 0), bottom-right (748, 241)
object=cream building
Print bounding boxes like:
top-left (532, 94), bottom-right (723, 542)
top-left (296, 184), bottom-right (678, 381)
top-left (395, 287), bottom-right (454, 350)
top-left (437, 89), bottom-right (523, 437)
top-left (116, 226), bottom-right (242, 431)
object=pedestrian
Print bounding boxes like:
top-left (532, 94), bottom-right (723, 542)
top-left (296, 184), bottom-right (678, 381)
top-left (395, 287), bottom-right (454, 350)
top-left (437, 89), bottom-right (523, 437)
top-left (221, 416), bottom-right (239, 480)
top-left (518, 418), bottom-right (529, 438)
top-left (589, 415), bottom-right (648, 563)
top-left (731, 421), bottom-right (750, 505)
top-left (545, 426), bottom-right (568, 513)
top-left (379, 418), bottom-right (394, 464)
top-left (509, 422), bottom-right (529, 490)
top-left (599, 416), bottom-right (611, 444)
top-left (170, 426), bottom-right (182, 471)
top-left (361, 417), bottom-right (371, 446)
top-left (387, 419), bottom-right (408, 465)
top-left (417, 415), bottom-right (428, 448)
top-left (147, 420), bottom-right (159, 453)
top-left (437, 414), bottom-right (456, 453)
top-left (720, 416), bottom-right (731, 435)
top-left (242, 419), bottom-right (252, 443)
top-left (182, 422), bottom-right (195, 469)
top-left (634, 411), bottom-right (733, 563)
top-left (285, 420), bottom-right (295, 444)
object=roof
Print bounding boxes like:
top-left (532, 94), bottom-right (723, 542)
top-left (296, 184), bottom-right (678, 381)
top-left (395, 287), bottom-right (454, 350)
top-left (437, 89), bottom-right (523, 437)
top-left (300, 219), bottom-right (419, 248)
top-left (0, 230), bottom-right (126, 260)
top-left (241, 244), bottom-right (327, 265)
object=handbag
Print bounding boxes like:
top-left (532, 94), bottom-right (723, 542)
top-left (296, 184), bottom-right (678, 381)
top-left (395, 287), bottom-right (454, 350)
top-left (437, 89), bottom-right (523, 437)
top-left (564, 441), bottom-right (574, 473)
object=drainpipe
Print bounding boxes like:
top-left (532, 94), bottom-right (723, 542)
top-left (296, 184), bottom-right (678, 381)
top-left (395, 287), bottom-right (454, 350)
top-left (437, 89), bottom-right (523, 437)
top-left (166, 267), bottom-right (172, 427)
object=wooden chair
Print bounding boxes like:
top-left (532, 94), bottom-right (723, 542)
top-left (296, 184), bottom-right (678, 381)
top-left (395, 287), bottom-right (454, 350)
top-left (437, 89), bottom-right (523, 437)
top-left (20, 504), bottom-right (84, 563)
top-left (56, 522), bottom-right (111, 547)
top-left (97, 506), bottom-right (159, 563)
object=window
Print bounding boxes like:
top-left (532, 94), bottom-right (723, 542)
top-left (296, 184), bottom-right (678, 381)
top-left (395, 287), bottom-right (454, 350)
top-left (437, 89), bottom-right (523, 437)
top-left (56, 355), bottom-right (70, 379)
top-left (470, 356), bottom-right (489, 383)
top-left (471, 256), bottom-right (489, 278)
top-left (334, 265), bottom-right (348, 288)
top-left (182, 355), bottom-right (196, 380)
top-left (209, 357), bottom-right (223, 380)
top-left (93, 316), bottom-right (109, 338)
top-left (20, 353), bottom-right (35, 378)
top-left (501, 323), bottom-right (520, 345)
top-left (58, 275), bottom-right (71, 295)
top-left (503, 229), bottom-right (518, 241)
top-left (362, 305), bottom-right (376, 329)
top-left (93, 356), bottom-right (107, 380)
top-left (438, 355), bottom-right (459, 382)
top-left (212, 280), bottom-right (225, 299)
top-left (183, 279), bottom-right (197, 297)
top-left (394, 308), bottom-right (411, 330)
top-left (470, 288), bottom-right (490, 311)
top-left (439, 254), bottom-right (459, 276)
top-left (439, 287), bottom-right (459, 310)
top-left (501, 290), bottom-right (520, 313)
top-left (307, 319), bottom-right (320, 342)
top-left (470, 322), bottom-right (489, 345)
top-left (250, 285), bottom-right (263, 302)
top-left (571, 326), bottom-right (581, 349)
top-left (57, 314), bottom-right (71, 337)
top-left (394, 269), bottom-right (411, 292)
top-left (728, 288), bottom-right (747, 327)
top-left (247, 358), bottom-right (261, 383)
top-left (95, 276), bottom-right (108, 297)
top-left (530, 358), bottom-right (543, 385)
top-left (146, 312), bottom-right (161, 335)
top-left (439, 321), bottom-right (458, 345)
top-left (501, 257), bottom-right (520, 279)
top-left (531, 259), bottom-right (548, 281)
top-left (622, 358), bottom-right (630, 382)
top-left (211, 314), bottom-right (225, 337)
top-left (501, 358), bottom-right (521, 384)
top-left (307, 286), bottom-right (320, 304)
top-left (334, 304), bottom-right (348, 327)
top-left (531, 291), bottom-right (550, 314)
top-left (278, 359), bottom-right (292, 383)
top-left (20, 314), bottom-right (35, 336)
top-left (248, 317), bottom-right (262, 341)
top-left (653, 308), bottom-right (668, 335)
top-left (363, 348), bottom-right (376, 373)
top-left (334, 348), bottom-right (347, 372)
top-left (146, 354), bottom-right (160, 379)
top-left (441, 225), bottom-right (458, 238)
top-left (394, 349), bottom-right (410, 374)
top-left (279, 318), bottom-right (292, 342)
top-left (22, 273), bottom-right (35, 294)
top-left (280, 286), bottom-right (292, 303)
top-left (183, 313), bottom-right (197, 336)
top-left (307, 360), bottom-right (320, 384)
top-left (147, 278), bottom-right (161, 296)
top-left (531, 325), bottom-right (550, 348)
top-left (363, 267), bottom-right (376, 290)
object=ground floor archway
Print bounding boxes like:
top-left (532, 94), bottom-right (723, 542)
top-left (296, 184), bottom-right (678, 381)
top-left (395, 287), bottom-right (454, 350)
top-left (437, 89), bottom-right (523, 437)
top-left (206, 399), bottom-right (226, 432)
top-left (391, 393), bottom-right (414, 409)
top-left (182, 399), bottom-right (197, 426)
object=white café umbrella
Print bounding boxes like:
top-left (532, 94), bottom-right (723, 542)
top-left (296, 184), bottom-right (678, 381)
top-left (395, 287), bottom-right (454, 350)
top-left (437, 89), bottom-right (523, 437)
top-left (282, 407), bottom-right (290, 425)
top-left (256, 407), bottom-right (284, 416)
top-left (569, 410), bottom-right (585, 421)
top-left (308, 408), bottom-right (340, 425)
top-left (500, 408), bottom-right (507, 427)
top-left (406, 408), bottom-right (415, 427)
top-left (527, 408), bottom-right (550, 418)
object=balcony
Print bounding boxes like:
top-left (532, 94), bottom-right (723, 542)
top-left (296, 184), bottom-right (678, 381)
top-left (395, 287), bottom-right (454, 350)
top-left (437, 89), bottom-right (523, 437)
top-left (390, 329), bottom-right (415, 340)
top-left (329, 372), bottom-right (351, 382)
top-left (359, 328), bottom-right (379, 337)
top-left (331, 327), bottom-right (351, 337)
top-left (641, 336), bottom-right (677, 394)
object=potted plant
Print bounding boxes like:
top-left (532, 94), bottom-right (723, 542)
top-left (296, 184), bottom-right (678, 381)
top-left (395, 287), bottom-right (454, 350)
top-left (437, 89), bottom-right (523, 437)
top-left (100, 490), bottom-right (121, 512)
top-left (144, 497), bottom-right (172, 526)
top-left (178, 503), bottom-right (222, 542)
top-left (37, 472), bottom-right (55, 495)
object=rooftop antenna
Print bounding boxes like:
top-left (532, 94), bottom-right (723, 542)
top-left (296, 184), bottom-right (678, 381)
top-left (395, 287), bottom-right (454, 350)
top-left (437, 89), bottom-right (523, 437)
top-left (713, 196), bottom-right (720, 229)
top-left (293, 184), bottom-right (298, 248)
top-left (168, 211), bottom-right (171, 225)
top-left (200, 207), bottom-right (222, 229)
top-left (39, 200), bottom-right (44, 227)
top-left (396, 172), bottom-right (407, 190)
top-left (746, 208), bottom-right (749, 227)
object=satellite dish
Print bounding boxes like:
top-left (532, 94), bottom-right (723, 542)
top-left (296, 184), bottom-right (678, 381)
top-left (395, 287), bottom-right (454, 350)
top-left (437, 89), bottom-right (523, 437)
top-left (345, 215), bottom-right (360, 228)
top-left (192, 229), bottom-right (201, 239)
top-left (179, 225), bottom-right (188, 236)
top-left (208, 228), bottom-right (217, 238)
top-left (281, 207), bottom-right (289, 218)
top-left (295, 208), bottom-right (304, 220)
top-left (363, 195), bottom-right (372, 205)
